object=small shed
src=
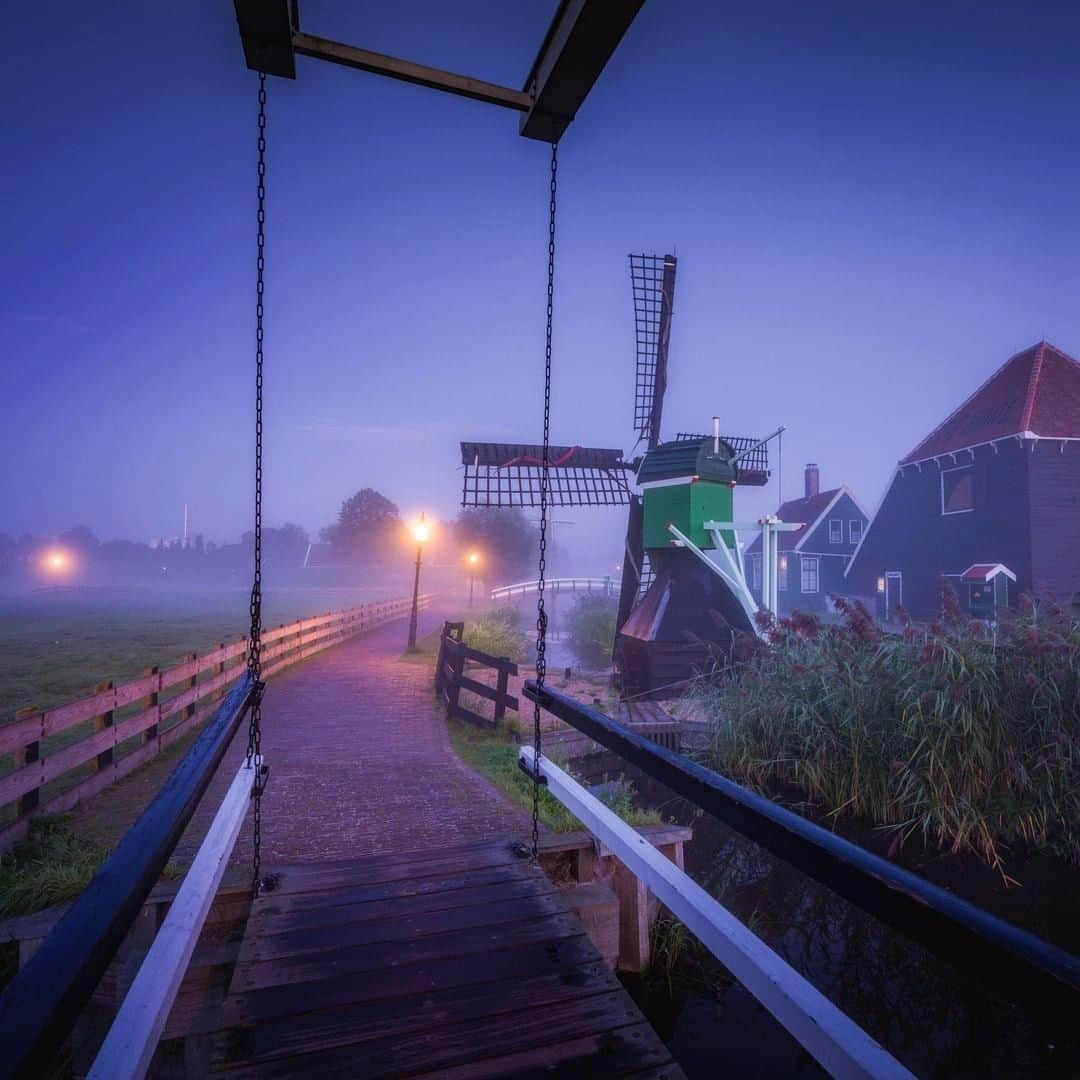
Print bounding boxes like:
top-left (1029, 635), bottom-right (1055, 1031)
top-left (961, 563), bottom-right (1016, 617)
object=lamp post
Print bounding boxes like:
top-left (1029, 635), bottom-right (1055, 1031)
top-left (407, 513), bottom-right (429, 651)
top-left (467, 550), bottom-right (480, 609)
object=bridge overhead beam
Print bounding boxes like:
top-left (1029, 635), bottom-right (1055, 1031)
top-left (232, 0), bottom-right (646, 141)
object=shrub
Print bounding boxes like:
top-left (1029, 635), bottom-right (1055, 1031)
top-left (462, 611), bottom-right (529, 662)
top-left (566, 594), bottom-right (618, 669)
top-left (688, 587), bottom-right (1080, 872)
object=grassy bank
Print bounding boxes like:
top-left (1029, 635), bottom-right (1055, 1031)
top-left (689, 590), bottom-right (1080, 874)
top-left (449, 718), bottom-right (661, 833)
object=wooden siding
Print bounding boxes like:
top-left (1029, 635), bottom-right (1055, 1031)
top-left (1027, 440), bottom-right (1080, 603)
top-left (845, 441), bottom-right (1033, 618)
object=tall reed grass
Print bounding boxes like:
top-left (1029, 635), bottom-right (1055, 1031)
top-left (689, 585), bottom-right (1080, 873)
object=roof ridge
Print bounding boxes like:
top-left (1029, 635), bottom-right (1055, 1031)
top-left (1020, 342), bottom-right (1047, 431)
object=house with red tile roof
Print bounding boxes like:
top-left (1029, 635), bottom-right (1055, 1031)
top-left (845, 341), bottom-right (1080, 619)
top-left (745, 464), bottom-right (869, 616)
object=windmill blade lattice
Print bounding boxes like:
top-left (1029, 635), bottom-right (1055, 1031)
top-left (460, 441), bottom-right (633, 508)
top-left (630, 253), bottom-right (677, 449)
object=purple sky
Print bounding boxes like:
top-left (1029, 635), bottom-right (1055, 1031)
top-left (4, 1), bottom-right (1080, 570)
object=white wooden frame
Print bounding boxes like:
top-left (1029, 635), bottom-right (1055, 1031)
top-left (88, 757), bottom-right (262, 1080)
top-left (520, 747), bottom-right (914, 1080)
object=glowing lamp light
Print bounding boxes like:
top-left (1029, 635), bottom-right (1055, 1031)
top-left (467, 550), bottom-right (480, 566)
top-left (779, 555), bottom-right (788, 572)
top-left (42, 548), bottom-right (72, 575)
top-left (412, 514), bottom-right (430, 545)
top-left (876, 576), bottom-right (886, 594)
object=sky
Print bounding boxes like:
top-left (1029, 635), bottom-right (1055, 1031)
top-left (4, 1), bottom-right (1080, 573)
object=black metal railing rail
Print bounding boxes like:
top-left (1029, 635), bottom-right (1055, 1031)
top-left (0, 677), bottom-right (256, 1078)
top-left (525, 681), bottom-right (1080, 1030)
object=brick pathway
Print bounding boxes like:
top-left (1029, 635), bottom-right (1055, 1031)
top-left (68, 609), bottom-right (530, 867)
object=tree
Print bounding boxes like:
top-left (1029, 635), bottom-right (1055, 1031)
top-left (455, 508), bottom-right (537, 584)
top-left (58, 526), bottom-right (100, 553)
top-left (323, 489), bottom-right (401, 558)
top-left (241, 523), bottom-right (311, 567)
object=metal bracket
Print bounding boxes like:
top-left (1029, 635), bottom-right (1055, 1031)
top-left (517, 757), bottom-right (548, 785)
top-left (250, 762), bottom-right (270, 799)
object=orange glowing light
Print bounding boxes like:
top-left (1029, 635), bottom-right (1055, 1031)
top-left (467, 551), bottom-right (480, 566)
top-left (42, 549), bottom-right (72, 574)
top-left (412, 514), bottom-right (430, 545)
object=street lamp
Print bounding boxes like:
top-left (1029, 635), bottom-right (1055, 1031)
top-left (467, 550), bottom-right (481, 609)
top-left (407, 514), bottom-right (429, 651)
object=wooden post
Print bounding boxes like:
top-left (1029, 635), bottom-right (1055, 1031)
top-left (142, 666), bottom-right (160, 745)
top-left (613, 860), bottom-right (650, 973)
top-left (494, 661), bottom-right (510, 724)
top-left (184, 656), bottom-right (197, 725)
top-left (93, 681), bottom-right (115, 772)
top-left (13, 707), bottom-right (40, 816)
top-left (216, 645), bottom-right (226, 701)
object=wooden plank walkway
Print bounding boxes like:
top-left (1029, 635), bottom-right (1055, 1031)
top-left (180, 839), bottom-right (682, 1078)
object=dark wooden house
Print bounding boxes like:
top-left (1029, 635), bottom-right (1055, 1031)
top-left (845, 341), bottom-right (1080, 620)
top-left (745, 465), bottom-right (869, 617)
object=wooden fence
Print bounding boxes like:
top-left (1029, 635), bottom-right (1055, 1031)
top-left (0, 594), bottom-right (431, 851)
top-left (434, 621), bottom-right (518, 728)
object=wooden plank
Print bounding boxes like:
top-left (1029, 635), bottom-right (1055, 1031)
top-left (257, 861), bottom-right (540, 918)
top-left (241, 890), bottom-right (566, 964)
top-left (88, 760), bottom-right (256, 1080)
top-left (522, 746), bottom-right (913, 1080)
top-left (216, 988), bottom-right (647, 1078)
top-left (249, 876), bottom-right (554, 939)
top-left (456, 672), bottom-right (519, 710)
top-left (417, 1024), bottom-right (679, 1079)
top-left (0, 709), bottom-right (43, 757)
top-left (212, 963), bottom-right (622, 1070)
top-left (42, 685), bottom-right (117, 739)
top-left (230, 911), bottom-right (582, 993)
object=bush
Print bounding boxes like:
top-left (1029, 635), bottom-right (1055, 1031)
top-left (689, 586), bottom-right (1080, 873)
top-left (462, 610), bottom-right (529, 662)
top-left (566, 595), bottom-right (618, 669)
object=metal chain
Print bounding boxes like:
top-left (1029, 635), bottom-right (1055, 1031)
top-left (531, 141), bottom-right (558, 861)
top-left (246, 72), bottom-right (267, 894)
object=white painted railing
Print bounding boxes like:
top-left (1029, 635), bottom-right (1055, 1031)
top-left (491, 576), bottom-right (620, 601)
top-left (520, 746), bottom-right (914, 1080)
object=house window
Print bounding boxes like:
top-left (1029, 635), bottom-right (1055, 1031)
top-left (778, 556), bottom-right (788, 591)
top-left (941, 466), bottom-right (974, 515)
top-left (828, 519), bottom-right (843, 544)
top-left (750, 553), bottom-right (762, 589)
top-left (849, 519), bottom-right (863, 545)
top-left (801, 556), bottom-right (819, 594)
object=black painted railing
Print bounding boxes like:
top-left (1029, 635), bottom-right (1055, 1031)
top-left (0, 676), bottom-right (256, 1078)
top-left (525, 680), bottom-right (1080, 1031)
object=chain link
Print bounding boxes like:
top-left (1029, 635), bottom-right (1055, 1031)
top-left (246, 72), bottom-right (267, 894)
top-left (531, 141), bottom-right (558, 861)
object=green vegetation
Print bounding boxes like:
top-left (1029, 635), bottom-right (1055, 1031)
top-left (461, 607), bottom-right (530, 662)
top-left (0, 816), bottom-right (106, 918)
top-left (448, 719), bottom-right (662, 833)
top-left (565, 594), bottom-right (617, 669)
top-left (689, 590), bottom-right (1080, 874)
top-left (0, 586), bottom-right (397, 719)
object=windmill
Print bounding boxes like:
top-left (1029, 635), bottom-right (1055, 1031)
top-left (459, 254), bottom-right (777, 697)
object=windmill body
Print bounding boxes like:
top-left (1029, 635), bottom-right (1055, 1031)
top-left (457, 253), bottom-right (777, 698)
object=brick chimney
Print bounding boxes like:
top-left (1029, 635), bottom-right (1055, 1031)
top-left (805, 463), bottom-right (820, 499)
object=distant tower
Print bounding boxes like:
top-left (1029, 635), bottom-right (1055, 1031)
top-left (183, 503), bottom-right (189, 549)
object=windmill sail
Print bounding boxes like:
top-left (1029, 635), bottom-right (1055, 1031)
top-left (630, 253), bottom-right (677, 449)
top-left (460, 442), bottom-right (632, 508)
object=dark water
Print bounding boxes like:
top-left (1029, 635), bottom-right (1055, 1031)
top-left (576, 754), bottom-right (1080, 1079)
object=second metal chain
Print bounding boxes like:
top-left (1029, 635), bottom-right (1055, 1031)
top-left (532, 141), bottom-right (558, 861)
top-left (246, 71), bottom-right (267, 894)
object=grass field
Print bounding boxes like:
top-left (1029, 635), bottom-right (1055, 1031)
top-left (0, 585), bottom-right (400, 719)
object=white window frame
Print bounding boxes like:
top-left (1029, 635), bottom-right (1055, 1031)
top-left (778, 557), bottom-right (788, 591)
top-left (750, 552), bottom-right (762, 590)
top-left (827, 519), bottom-right (843, 544)
top-left (940, 465), bottom-right (974, 516)
top-left (800, 556), bottom-right (820, 594)
top-left (848, 519), bottom-right (863, 545)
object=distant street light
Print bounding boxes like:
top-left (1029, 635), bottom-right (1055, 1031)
top-left (467, 550), bottom-right (481, 608)
top-left (407, 514), bottom-right (429, 651)
top-left (41, 548), bottom-right (72, 577)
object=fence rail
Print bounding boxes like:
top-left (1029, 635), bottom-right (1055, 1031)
top-left (435, 621), bottom-right (518, 727)
top-left (0, 594), bottom-right (431, 851)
